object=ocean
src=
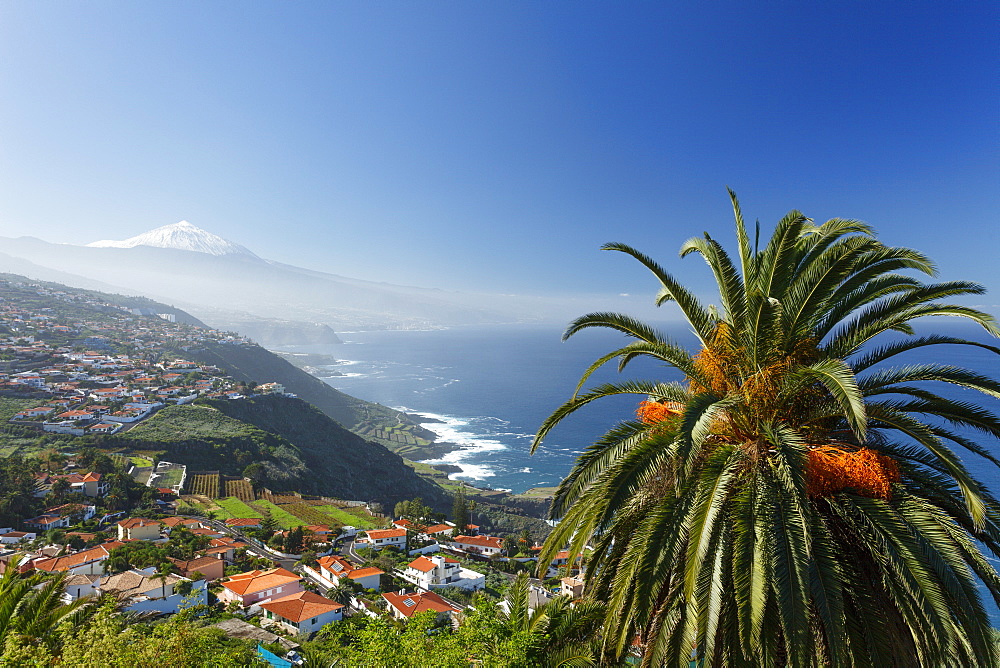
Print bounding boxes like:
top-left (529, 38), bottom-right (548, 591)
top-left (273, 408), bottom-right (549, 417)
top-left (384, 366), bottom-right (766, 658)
top-left (287, 321), bottom-right (1000, 496)
top-left (281, 319), bottom-right (1000, 623)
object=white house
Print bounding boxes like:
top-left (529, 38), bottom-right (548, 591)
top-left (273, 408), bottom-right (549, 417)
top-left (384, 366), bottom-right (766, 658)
top-left (260, 591), bottom-right (343, 634)
top-left (401, 554), bottom-right (485, 591)
top-left (452, 535), bottom-right (503, 557)
top-left (0, 530), bottom-right (36, 544)
top-left (313, 555), bottom-right (383, 591)
top-left (358, 528), bottom-right (406, 551)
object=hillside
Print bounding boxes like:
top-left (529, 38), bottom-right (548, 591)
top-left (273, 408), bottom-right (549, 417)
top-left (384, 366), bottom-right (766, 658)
top-left (115, 396), bottom-right (449, 509)
top-left (183, 341), bottom-right (435, 441)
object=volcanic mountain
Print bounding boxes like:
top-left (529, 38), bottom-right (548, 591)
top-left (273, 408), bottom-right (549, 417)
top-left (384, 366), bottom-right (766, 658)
top-left (88, 220), bottom-right (260, 258)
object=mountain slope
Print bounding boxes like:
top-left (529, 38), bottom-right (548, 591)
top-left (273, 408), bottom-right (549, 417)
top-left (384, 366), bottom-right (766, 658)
top-left (0, 234), bottom-right (515, 329)
top-left (116, 397), bottom-right (448, 509)
top-left (88, 220), bottom-right (260, 258)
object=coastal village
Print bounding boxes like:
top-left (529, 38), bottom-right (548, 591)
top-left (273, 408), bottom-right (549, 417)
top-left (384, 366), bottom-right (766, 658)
top-left (0, 277), bottom-right (584, 665)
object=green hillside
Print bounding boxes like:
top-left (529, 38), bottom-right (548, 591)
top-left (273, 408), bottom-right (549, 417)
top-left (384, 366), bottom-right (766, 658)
top-left (113, 395), bottom-right (448, 510)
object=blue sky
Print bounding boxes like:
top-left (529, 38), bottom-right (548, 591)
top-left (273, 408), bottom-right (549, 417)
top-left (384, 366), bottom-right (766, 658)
top-left (0, 2), bottom-right (997, 305)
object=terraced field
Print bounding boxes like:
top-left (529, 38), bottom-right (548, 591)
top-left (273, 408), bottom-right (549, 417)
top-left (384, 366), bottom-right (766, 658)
top-left (186, 473), bottom-right (220, 497)
top-left (313, 504), bottom-right (380, 529)
top-left (225, 479), bottom-right (254, 501)
top-left (250, 500), bottom-right (302, 529)
top-left (215, 496), bottom-right (261, 519)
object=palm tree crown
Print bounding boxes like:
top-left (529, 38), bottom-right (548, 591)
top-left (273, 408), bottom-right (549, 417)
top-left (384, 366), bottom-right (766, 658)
top-left (532, 191), bottom-right (1000, 667)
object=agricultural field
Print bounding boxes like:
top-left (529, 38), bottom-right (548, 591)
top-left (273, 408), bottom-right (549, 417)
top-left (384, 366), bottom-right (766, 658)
top-left (250, 499), bottom-right (302, 529)
top-left (129, 456), bottom-right (154, 467)
top-left (313, 504), bottom-right (380, 529)
top-left (224, 478), bottom-right (254, 501)
top-left (177, 495), bottom-right (229, 519)
top-left (215, 496), bottom-right (261, 519)
top-left (186, 473), bottom-right (220, 497)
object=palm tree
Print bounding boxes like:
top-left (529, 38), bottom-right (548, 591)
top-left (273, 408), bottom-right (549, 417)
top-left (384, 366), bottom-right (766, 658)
top-left (531, 191), bottom-right (1000, 667)
top-left (0, 555), bottom-right (96, 651)
top-left (499, 572), bottom-right (605, 666)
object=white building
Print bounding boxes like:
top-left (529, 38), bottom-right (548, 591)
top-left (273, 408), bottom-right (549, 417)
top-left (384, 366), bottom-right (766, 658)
top-left (261, 591), bottom-right (343, 634)
top-left (358, 528), bottom-right (406, 551)
top-left (401, 554), bottom-right (485, 591)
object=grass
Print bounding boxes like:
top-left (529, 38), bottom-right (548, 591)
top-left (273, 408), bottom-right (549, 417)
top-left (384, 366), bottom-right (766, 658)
top-left (178, 496), bottom-right (231, 519)
top-left (215, 496), bottom-right (262, 519)
top-left (313, 504), bottom-right (380, 529)
top-left (129, 456), bottom-right (154, 467)
top-left (251, 499), bottom-right (305, 529)
top-left (0, 397), bottom-right (41, 422)
top-left (151, 467), bottom-right (183, 487)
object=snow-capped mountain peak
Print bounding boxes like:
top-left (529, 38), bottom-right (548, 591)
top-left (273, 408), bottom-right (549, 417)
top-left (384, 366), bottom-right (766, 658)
top-left (87, 221), bottom-right (259, 258)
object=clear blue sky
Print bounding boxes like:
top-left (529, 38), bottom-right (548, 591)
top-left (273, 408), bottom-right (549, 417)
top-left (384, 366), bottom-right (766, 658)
top-left (1, 2), bottom-right (997, 306)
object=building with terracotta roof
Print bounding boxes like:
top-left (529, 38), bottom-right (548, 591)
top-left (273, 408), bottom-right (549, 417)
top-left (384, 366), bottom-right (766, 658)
top-left (217, 567), bottom-right (303, 607)
top-left (261, 591), bottom-right (343, 634)
top-left (402, 554), bottom-right (485, 591)
top-left (31, 541), bottom-right (124, 575)
top-left (381, 590), bottom-right (461, 621)
top-left (452, 534), bottom-right (503, 556)
top-left (561, 576), bottom-right (585, 599)
top-left (314, 555), bottom-right (383, 591)
top-left (358, 528), bottom-right (406, 551)
top-left (169, 554), bottom-right (225, 581)
top-left (0, 530), bottom-right (35, 544)
top-left (117, 517), bottom-right (162, 541)
top-left (206, 536), bottom-right (247, 562)
top-left (421, 523), bottom-right (454, 538)
top-left (160, 516), bottom-right (204, 531)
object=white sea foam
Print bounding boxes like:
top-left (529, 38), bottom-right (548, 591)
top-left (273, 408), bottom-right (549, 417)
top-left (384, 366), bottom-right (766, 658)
top-left (401, 409), bottom-right (508, 481)
top-left (520, 467), bottom-right (532, 473)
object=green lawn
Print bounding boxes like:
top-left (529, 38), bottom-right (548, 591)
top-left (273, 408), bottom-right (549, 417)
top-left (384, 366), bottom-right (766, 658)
top-left (251, 500), bottom-right (304, 529)
top-left (314, 504), bottom-right (379, 529)
top-left (129, 456), bottom-right (154, 467)
top-left (215, 496), bottom-right (261, 519)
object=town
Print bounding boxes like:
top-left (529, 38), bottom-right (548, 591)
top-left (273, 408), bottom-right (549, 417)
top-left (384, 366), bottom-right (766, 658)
top-left (0, 277), bottom-right (586, 666)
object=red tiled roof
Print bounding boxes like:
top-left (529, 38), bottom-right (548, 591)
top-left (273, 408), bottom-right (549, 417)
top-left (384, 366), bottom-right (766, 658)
top-left (260, 591), bottom-right (342, 623)
top-left (221, 567), bottom-right (300, 596)
top-left (32, 541), bottom-right (124, 573)
top-left (345, 567), bottom-right (383, 580)
top-left (455, 535), bottom-right (502, 550)
top-left (423, 524), bottom-right (453, 534)
top-left (117, 517), bottom-right (159, 529)
top-left (365, 528), bottom-right (406, 540)
top-left (224, 518), bottom-right (263, 527)
top-left (407, 556), bottom-right (437, 573)
top-left (382, 591), bottom-right (459, 618)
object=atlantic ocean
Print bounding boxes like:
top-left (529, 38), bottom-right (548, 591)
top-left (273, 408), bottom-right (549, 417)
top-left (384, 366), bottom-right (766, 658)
top-left (282, 319), bottom-right (999, 624)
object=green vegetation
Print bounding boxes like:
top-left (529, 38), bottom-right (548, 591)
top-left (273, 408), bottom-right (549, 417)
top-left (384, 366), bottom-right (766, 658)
top-left (532, 194), bottom-right (1000, 665)
top-left (214, 496), bottom-right (260, 520)
top-left (128, 455), bottom-right (153, 467)
top-left (251, 499), bottom-right (302, 529)
top-left (314, 504), bottom-right (379, 529)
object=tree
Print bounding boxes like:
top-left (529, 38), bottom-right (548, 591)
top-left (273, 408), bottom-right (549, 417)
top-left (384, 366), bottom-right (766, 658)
top-left (0, 555), bottom-right (97, 652)
top-left (531, 193), bottom-right (1000, 666)
top-left (502, 534), bottom-right (518, 558)
top-left (283, 525), bottom-right (304, 554)
top-left (498, 572), bottom-right (605, 666)
top-left (49, 477), bottom-right (70, 500)
top-left (452, 487), bottom-right (470, 535)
